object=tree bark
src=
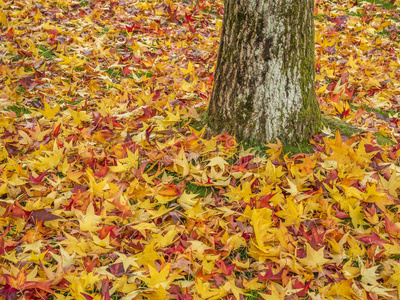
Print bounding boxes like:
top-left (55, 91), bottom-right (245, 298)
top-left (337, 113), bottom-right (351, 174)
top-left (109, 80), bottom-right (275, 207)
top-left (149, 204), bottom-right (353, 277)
top-left (207, 0), bottom-right (321, 144)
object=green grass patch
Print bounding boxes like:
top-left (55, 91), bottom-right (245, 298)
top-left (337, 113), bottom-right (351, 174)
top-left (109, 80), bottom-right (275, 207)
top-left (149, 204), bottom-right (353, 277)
top-left (38, 45), bottom-right (56, 60)
top-left (134, 70), bottom-right (154, 79)
top-left (228, 246), bottom-right (250, 261)
top-left (314, 14), bottom-right (326, 21)
top-left (185, 182), bottom-right (212, 198)
top-left (346, 1), bottom-right (399, 21)
top-left (322, 115), bottom-right (360, 137)
top-left (372, 108), bottom-right (397, 119)
top-left (110, 295), bottom-right (122, 300)
top-left (80, 0), bottom-right (89, 7)
top-left (282, 140), bottom-right (314, 156)
top-left (361, 0), bottom-right (397, 9)
top-left (241, 114), bottom-right (395, 157)
top-left (377, 29), bottom-right (391, 37)
top-left (374, 133), bottom-right (395, 145)
top-left (322, 115), bottom-right (395, 146)
top-left (6, 105), bottom-right (31, 117)
top-left (56, 3), bottom-right (69, 10)
top-left (244, 290), bottom-right (264, 300)
top-left (74, 66), bottom-right (85, 72)
top-left (242, 137), bottom-right (314, 157)
top-left (351, 104), bottom-right (397, 119)
top-left (156, 170), bottom-right (185, 185)
top-left (10, 54), bottom-right (23, 62)
top-left (190, 111), bottom-right (208, 131)
top-left (16, 86), bottom-right (26, 94)
top-left (199, 111), bottom-right (395, 158)
top-left (106, 68), bottom-right (121, 78)
top-left (96, 26), bottom-right (109, 36)
top-left (70, 98), bottom-right (84, 106)
top-left (57, 98), bottom-right (84, 110)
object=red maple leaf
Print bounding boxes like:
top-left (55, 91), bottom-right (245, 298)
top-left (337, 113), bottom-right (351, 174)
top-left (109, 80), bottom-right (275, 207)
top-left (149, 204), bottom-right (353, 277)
top-left (121, 65), bottom-right (132, 77)
top-left (258, 264), bottom-right (285, 280)
top-left (215, 260), bottom-right (235, 276)
top-left (0, 284), bottom-right (19, 300)
top-left (385, 215), bottom-right (400, 236)
top-left (294, 279), bottom-right (311, 297)
top-left (101, 280), bottom-right (111, 300)
top-left (355, 231), bottom-right (387, 248)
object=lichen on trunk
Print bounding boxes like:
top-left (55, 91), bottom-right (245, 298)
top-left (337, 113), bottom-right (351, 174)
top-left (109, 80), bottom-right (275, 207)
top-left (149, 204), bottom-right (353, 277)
top-left (207, 0), bottom-right (321, 144)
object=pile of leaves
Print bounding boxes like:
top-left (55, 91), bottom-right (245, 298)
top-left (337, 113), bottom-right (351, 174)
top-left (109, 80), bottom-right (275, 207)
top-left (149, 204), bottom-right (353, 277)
top-left (1, 0), bottom-right (400, 299)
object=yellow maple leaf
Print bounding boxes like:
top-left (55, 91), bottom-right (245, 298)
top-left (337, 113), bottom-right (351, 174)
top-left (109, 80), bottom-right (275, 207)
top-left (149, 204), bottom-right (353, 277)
top-left (85, 168), bottom-right (109, 196)
top-left (67, 271), bottom-right (100, 300)
top-left (27, 250), bottom-right (48, 265)
top-left (379, 169), bottom-right (400, 197)
top-left (298, 244), bottom-right (330, 271)
top-left (66, 165), bottom-right (84, 184)
top-left (57, 53), bottom-right (86, 67)
top-left (347, 235), bottom-right (366, 257)
top-left (265, 138), bottom-right (282, 159)
top-left (346, 54), bottom-right (358, 69)
top-left (349, 206), bottom-right (366, 229)
top-left (113, 253), bottom-right (139, 271)
top-left (108, 161), bottom-right (129, 173)
top-left (243, 277), bottom-right (264, 290)
top-left (159, 108), bottom-right (181, 126)
top-left (172, 148), bottom-right (189, 177)
top-left (177, 191), bottom-right (198, 210)
top-left (207, 156), bottom-right (228, 172)
top-left (195, 279), bottom-right (226, 299)
top-left (76, 203), bottom-right (102, 232)
top-left (67, 108), bottom-right (91, 126)
top-left (90, 232), bottom-right (112, 248)
top-left (146, 286), bottom-right (168, 300)
top-left (0, 10), bottom-right (7, 27)
top-left (179, 60), bottom-right (195, 75)
top-left (136, 240), bottom-right (161, 267)
top-left (154, 230), bottom-right (177, 248)
top-left (224, 181), bottom-right (253, 203)
top-left (0, 146), bottom-right (8, 161)
top-left (259, 283), bottom-right (285, 300)
top-left (181, 80), bottom-right (194, 92)
top-left (57, 232), bottom-right (89, 256)
top-left (0, 182), bottom-right (8, 196)
top-left (275, 196), bottom-right (303, 226)
top-left (59, 247), bottom-right (76, 268)
top-left (326, 279), bottom-right (355, 299)
top-left (110, 149), bottom-right (139, 173)
top-left (187, 240), bottom-right (211, 256)
top-left (4, 173), bottom-right (26, 186)
top-left (38, 102), bottom-right (60, 120)
top-left (249, 208), bottom-right (281, 261)
top-left (316, 83), bottom-right (329, 94)
top-left (41, 260), bottom-right (64, 285)
top-left (364, 183), bottom-right (394, 210)
top-left (4, 269), bottom-right (27, 290)
top-left (225, 278), bottom-right (246, 300)
top-left (142, 264), bottom-right (171, 289)
top-left (360, 262), bottom-right (394, 297)
top-left (391, 263), bottom-right (400, 296)
top-left (342, 259), bottom-right (360, 280)
top-left (147, 204), bottom-right (174, 219)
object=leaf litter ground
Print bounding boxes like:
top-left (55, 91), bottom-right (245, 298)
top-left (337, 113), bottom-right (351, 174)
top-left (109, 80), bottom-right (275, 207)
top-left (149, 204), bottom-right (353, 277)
top-left (2, 0), bottom-right (400, 299)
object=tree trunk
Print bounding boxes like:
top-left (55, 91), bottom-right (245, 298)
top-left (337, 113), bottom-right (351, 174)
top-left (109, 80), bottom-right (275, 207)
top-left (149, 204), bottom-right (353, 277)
top-left (207, 0), bottom-right (321, 144)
